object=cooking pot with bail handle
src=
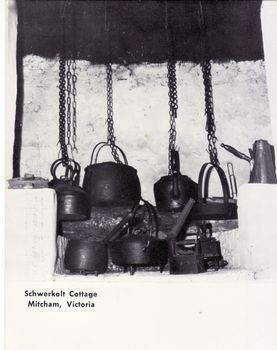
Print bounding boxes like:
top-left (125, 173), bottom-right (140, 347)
top-left (190, 163), bottom-right (237, 220)
top-left (83, 141), bottom-right (141, 208)
top-left (108, 199), bottom-right (168, 275)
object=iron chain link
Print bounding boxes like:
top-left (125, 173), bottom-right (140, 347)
top-left (199, 2), bottom-right (219, 168)
top-left (72, 60), bottom-right (78, 151)
top-left (66, 60), bottom-right (72, 146)
top-left (106, 62), bottom-right (121, 163)
top-left (58, 57), bottom-right (78, 164)
top-left (201, 60), bottom-right (219, 167)
top-left (167, 60), bottom-right (178, 174)
top-left (59, 56), bottom-right (69, 165)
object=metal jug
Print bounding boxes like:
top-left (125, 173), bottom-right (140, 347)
top-left (221, 140), bottom-right (277, 184)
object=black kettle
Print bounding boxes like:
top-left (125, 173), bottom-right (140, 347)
top-left (48, 159), bottom-right (90, 221)
top-left (154, 150), bottom-right (198, 212)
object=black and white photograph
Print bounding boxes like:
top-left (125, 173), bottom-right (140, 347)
top-left (4, 1), bottom-right (277, 349)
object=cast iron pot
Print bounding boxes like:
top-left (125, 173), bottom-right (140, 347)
top-left (109, 200), bottom-right (168, 275)
top-left (154, 150), bottom-right (198, 212)
top-left (83, 142), bottom-right (141, 207)
top-left (64, 240), bottom-right (108, 276)
top-left (48, 159), bottom-right (90, 221)
top-left (64, 211), bottom-right (133, 276)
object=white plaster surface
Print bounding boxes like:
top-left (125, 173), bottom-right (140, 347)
top-left (5, 188), bottom-right (57, 281)
top-left (238, 183), bottom-right (277, 280)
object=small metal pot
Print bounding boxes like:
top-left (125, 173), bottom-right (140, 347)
top-left (64, 240), bottom-right (108, 276)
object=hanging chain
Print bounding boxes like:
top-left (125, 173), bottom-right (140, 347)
top-left (201, 60), bottom-right (219, 167)
top-left (168, 60), bottom-right (178, 174)
top-left (66, 60), bottom-right (72, 146)
top-left (105, 2), bottom-right (121, 163)
top-left (106, 62), bottom-right (121, 163)
top-left (58, 1), bottom-right (78, 165)
top-left (199, 1), bottom-right (219, 167)
top-left (72, 60), bottom-right (78, 152)
top-left (59, 54), bottom-right (69, 166)
top-left (165, 1), bottom-right (178, 175)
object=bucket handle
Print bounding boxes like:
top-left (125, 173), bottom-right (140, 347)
top-left (90, 142), bottom-right (128, 166)
top-left (197, 163), bottom-right (230, 207)
top-left (135, 200), bottom-right (159, 254)
top-left (129, 199), bottom-right (158, 239)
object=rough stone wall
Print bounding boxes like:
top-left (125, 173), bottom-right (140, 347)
top-left (20, 56), bottom-right (273, 204)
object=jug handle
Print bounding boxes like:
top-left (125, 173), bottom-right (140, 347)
top-left (198, 163), bottom-right (230, 207)
top-left (171, 149), bottom-right (181, 199)
top-left (89, 141), bottom-right (128, 166)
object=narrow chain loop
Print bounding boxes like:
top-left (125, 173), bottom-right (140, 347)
top-left (106, 62), bottom-right (121, 163)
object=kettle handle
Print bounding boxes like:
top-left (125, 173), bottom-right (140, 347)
top-left (65, 165), bottom-right (75, 187)
top-left (198, 163), bottom-right (230, 207)
top-left (171, 149), bottom-right (181, 199)
top-left (90, 142), bottom-right (128, 165)
top-left (50, 158), bottom-right (81, 184)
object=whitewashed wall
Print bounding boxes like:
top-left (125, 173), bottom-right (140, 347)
top-left (18, 56), bottom-right (272, 204)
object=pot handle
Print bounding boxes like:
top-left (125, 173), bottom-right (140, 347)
top-left (90, 142), bottom-right (128, 166)
top-left (129, 199), bottom-right (158, 239)
top-left (143, 199), bottom-right (159, 238)
top-left (197, 163), bottom-right (230, 207)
